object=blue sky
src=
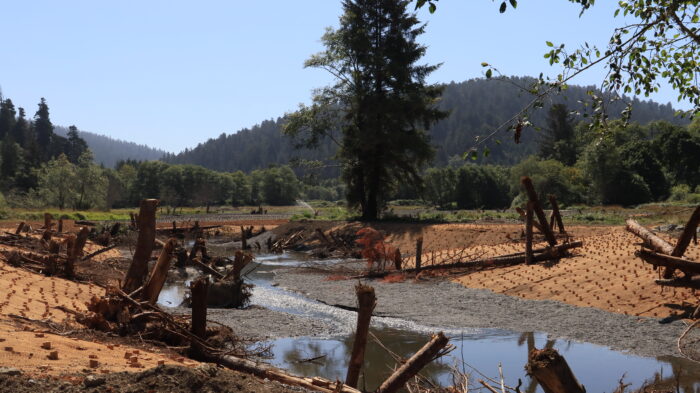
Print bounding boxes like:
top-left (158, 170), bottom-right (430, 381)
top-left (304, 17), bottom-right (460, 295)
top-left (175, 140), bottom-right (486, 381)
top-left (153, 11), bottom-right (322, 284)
top-left (0, 1), bottom-right (688, 152)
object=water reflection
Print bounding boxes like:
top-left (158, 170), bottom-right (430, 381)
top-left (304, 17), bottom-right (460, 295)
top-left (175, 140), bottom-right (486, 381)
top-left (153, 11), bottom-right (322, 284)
top-left (268, 329), bottom-right (700, 393)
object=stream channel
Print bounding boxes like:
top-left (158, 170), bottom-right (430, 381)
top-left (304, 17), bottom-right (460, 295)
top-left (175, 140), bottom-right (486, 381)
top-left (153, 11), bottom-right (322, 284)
top-left (159, 251), bottom-right (700, 392)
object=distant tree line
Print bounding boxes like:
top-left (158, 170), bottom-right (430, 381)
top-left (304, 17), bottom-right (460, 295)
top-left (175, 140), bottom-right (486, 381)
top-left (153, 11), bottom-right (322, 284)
top-left (421, 105), bottom-right (700, 209)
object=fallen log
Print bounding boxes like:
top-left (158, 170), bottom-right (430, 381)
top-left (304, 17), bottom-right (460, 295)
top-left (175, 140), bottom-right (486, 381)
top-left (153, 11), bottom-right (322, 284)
top-left (375, 332), bottom-right (450, 393)
top-left (526, 348), bottom-right (585, 393)
top-left (636, 250), bottom-right (700, 276)
top-left (123, 199), bottom-right (159, 293)
top-left (521, 177), bottom-right (557, 247)
top-left (655, 277), bottom-right (700, 288)
top-left (214, 354), bottom-right (361, 393)
top-left (81, 244), bottom-right (118, 261)
top-left (626, 219), bottom-right (674, 255)
top-left (345, 284), bottom-right (376, 388)
top-left (352, 241), bottom-right (583, 279)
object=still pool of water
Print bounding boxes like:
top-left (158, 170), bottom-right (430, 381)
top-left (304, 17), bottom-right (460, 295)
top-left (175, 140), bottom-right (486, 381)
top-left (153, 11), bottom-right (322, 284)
top-left (160, 251), bottom-right (700, 392)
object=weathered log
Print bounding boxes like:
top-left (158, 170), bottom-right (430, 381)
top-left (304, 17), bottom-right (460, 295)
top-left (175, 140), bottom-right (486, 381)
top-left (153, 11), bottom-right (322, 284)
top-left (63, 234), bottom-right (77, 277)
top-left (74, 220), bottom-right (96, 227)
top-left (667, 205), bottom-right (700, 278)
top-left (521, 177), bottom-right (557, 246)
top-left (191, 257), bottom-right (225, 279)
top-left (375, 332), bottom-right (450, 393)
top-left (223, 251), bottom-right (252, 282)
top-left (122, 199), bottom-right (159, 293)
top-left (214, 354), bottom-right (361, 393)
top-left (526, 201), bottom-right (534, 264)
top-left (548, 195), bottom-right (566, 234)
top-left (142, 238), bottom-right (178, 304)
top-left (81, 244), bottom-right (117, 261)
top-left (415, 237), bottom-right (423, 271)
top-left (345, 284), bottom-right (376, 388)
top-left (654, 277), bottom-right (700, 288)
top-left (626, 219), bottom-right (674, 255)
top-left (74, 227), bottom-right (90, 257)
top-left (15, 222), bottom-right (25, 235)
top-left (526, 348), bottom-right (585, 393)
top-left (637, 250), bottom-right (700, 275)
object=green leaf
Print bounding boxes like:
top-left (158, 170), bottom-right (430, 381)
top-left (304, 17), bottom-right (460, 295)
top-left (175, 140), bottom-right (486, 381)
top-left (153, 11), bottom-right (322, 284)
top-left (546, 41), bottom-right (554, 47)
top-left (429, 3), bottom-right (436, 13)
top-left (499, 1), bottom-right (507, 13)
top-left (481, 62), bottom-right (489, 67)
top-left (483, 148), bottom-right (490, 157)
top-left (509, 0), bottom-right (517, 8)
top-left (485, 69), bottom-right (493, 78)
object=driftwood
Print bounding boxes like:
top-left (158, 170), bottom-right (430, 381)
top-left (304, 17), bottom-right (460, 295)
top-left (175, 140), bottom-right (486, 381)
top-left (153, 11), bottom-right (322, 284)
top-left (636, 250), bottom-right (700, 275)
top-left (142, 238), bottom-right (177, 304)
top-left (526, 348), bottom-right (585, 393)
top-left (375, 332), bottom-right (450, 393)
top-left (214, 354), bottom-right (361, 393)
top-left (521, 176), bottom-right (557, 247)
top-left (345, 284), bottom-right (376, 388)
top-left (123, 199), bottom-right (159, 293)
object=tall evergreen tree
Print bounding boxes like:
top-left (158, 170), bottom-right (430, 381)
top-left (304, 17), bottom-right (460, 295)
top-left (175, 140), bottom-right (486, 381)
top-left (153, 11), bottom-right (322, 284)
top-left (285, 0), bottom-right (446, 220)
top-left (66, 125), bottom-right (88, 164)
top-left (10, 107), bottom-right (28, 148)
top-left (33, 97), bottom-right (54, 160)
top-left (538, 104), bottom-right (578, 166)
top-left (0, 99), bottom-right (17, 140)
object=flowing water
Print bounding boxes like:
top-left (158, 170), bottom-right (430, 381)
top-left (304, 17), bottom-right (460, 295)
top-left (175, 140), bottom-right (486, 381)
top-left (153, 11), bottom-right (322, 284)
top-left (159, 252), bottom-right (700, 392)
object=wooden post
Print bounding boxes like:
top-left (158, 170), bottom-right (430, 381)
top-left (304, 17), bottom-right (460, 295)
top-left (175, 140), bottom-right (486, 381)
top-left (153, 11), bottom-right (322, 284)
top-left (392, 248), bottom-right (402, 270)
top-left (172, 221), bottom-right (177, 233)
top-left (526, 201), bottom-right (534, 264)
top-left (57, 219), bottom-right (63, 233)
top-left (64, 234), bottom-right (77, 278)
top-left (375, 332), bottom-right (450, 393)
top-left (345, 284), bottom-right (377, 389)
top-left (526, 348), bottom-right (585, 393)
top-left (122, 199), bottom-right (159, 293)
top-left (190, 276), bottom-right (209, 339)
top-left (74, 227), bottom-right (89, 257)
top-left (521, 177), bottom-right (557, 247)
top-left (666, 205), bottom-right (700, 279)
top-left (240, 226), bottom-right (248, 250)
top-left (549, 211), bottom-right (556, 231)
top-left (142, 238), bottom-right (177, 304)
top-left (548, 195), bottom-right (566, 234)
top-left (15, 222), bottom-right (25, 235)
top-left (43, 213), bottom-right (53, 229)
top-left (224, 250), bottom-right (253, 281)
top-left (415, 237), bottom-right (423, 271)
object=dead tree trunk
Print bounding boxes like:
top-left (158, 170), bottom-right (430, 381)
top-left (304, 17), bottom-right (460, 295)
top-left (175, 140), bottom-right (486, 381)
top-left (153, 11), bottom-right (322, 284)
top-left (415, 237), bottom-right (423, 271)
top-left (345, 284), bottom-right (376, 388)
top-left (190, 276), bottom-right (209, 339)
top-left (526, 201), bottom-right (534, 264)
top-left (521, 177), bottom-right (557, 246)
top-left (526, 348), bottom-right (585, 393)
top-left (375, 332), bottom-right (450, 393)
top-left (122, 199), bottom-right (159, 293)
top-left (548, 195), bottom-right (566, 234)
top-left (43, 213), bottom-right (53, 229)
top-left (142, 238), bottom-right (177, 304)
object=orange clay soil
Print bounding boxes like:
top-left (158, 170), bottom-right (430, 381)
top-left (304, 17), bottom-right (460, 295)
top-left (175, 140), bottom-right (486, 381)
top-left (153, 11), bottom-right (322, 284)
top-left (445, 225), bottom-right (700, 319)
top-left (0, 252), bottom-right (197, 376)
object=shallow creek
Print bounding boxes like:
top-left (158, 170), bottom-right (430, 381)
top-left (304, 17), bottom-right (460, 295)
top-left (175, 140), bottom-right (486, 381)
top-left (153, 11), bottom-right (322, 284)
top-left (159, 252), bottom-right (700, 392)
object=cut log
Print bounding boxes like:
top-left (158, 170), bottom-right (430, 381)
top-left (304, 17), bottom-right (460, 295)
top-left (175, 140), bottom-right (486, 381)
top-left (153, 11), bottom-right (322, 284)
top-left (345, 284), bottom-right (376, 388)
top-left (521, 177), bottom-right (557, 246)
top-left (122, 199), bottom-right (159, 293)
top-left (626, 219), bottom-right (674, 255)
top-left (637, 250), bottom-right (700, 275)
top-left (548, 195), bottom-right (566, 234)
top-left (526, 201), bottom-right (534, 265)
top-left (526, 348), bottom-right (585, 393)
top-left (415, 237), bottom-right (423, 271)
top-left (375, 332), bottom-right (450, 393)
top-left (142, 238), bottom-right (177, 304)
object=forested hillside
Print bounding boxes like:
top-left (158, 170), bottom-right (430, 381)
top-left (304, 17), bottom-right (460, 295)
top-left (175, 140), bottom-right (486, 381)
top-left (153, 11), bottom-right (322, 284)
top-left (163, 77), bottom-right (684, 171)
top-left (54, 126), bottom-right (166, 168)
